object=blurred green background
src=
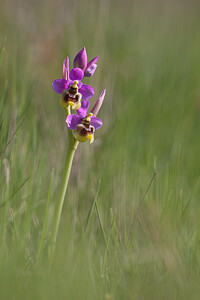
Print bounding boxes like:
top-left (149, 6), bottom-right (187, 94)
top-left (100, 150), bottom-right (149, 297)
top-left (1, 0), bottom-right (200, 299)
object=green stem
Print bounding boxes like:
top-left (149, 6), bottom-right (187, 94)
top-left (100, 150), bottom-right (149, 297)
top-left (49, 129), bottom-right (78, 266)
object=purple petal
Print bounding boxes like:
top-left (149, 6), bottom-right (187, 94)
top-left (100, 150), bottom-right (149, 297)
top-left (66, 115), bottom-right (82, 130)
top-left (87, 56), bottom-right (99, 68)
top-left (90, 89), bottom-right (106, 116)
top-left (52, 79), bottom-right (69, 94)
top-left (69, 68), bottom-right (84, 81)
top-left (63, 57), bottom-right (69, 80)
top-left (77, 100), bottom-right (90, 118)
top-left (77, 81), bottom-right (83, 88)
top-left (79, 84), bottom-right (94, 99)
top-left (84, 56), bottom-right (98, 77)
top-left (67, 79), bottom-right (74, 86)
top-left (73, 47), bottom-right (88, 71)
top-left (62, 79), bottom-right (82, 90)
top-left (67, 79), bottom-right (82, 88)
top-left (91, 116), bottom-right (102, 130)
top-left (84, 64), bottom-right (97, 77)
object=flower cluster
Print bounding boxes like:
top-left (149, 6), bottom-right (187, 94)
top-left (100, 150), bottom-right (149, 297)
top-left (52, 47), bottom-right (105, 144)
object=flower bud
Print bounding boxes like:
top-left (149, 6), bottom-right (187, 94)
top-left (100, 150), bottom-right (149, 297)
top-left (90, 89), bottom-right (106, 116)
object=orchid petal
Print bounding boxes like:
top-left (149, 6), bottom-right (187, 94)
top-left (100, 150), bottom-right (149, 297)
top-left (69, 68), bottom-right (84, 81)
top-left (77, 81), bottom-right (83, 88)
top-left (52, 79), bottom-right (69, 94)
top-left (63, 57), bottom-right (69, 80)
top-left (73, 47), bottom-right (87, 71)
top-left (91, 116), bottom-right (103, 130)
top-left (66, 115), bottom-right (82, 130)
top-left (67, 79), bottom-right (74, 86)
top-left (79, 84), bottom-right (94, 99)
top-left (84, 56), bottom-right (98, 77)
top-left (87, 56), bottom-right (99, 68)
top-left (84, 64), bottom-right (97, 77)
top-left (77, 100), bottom-right (90, 118)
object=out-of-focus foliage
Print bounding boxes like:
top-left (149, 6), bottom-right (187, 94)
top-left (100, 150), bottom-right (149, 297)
top-left (1, 0), bottom-right (200, 299)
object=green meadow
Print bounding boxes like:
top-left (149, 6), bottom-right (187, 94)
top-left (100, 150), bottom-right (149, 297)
top-left (1, 0), bottom-right (200, 299)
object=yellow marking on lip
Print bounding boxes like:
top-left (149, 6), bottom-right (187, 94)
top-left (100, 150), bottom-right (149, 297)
top-left (68, 101), bottom-right (75, 107)
top-left (88, 134), bottom-right (94, 144)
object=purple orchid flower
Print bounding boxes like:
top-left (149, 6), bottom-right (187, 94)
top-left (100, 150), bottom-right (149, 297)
top-left (74, 47), bottom-right (99, 77)
top-left (52, 57), bottom-right (94, 110)
top-left (66, 90), bottom-right (106, 144)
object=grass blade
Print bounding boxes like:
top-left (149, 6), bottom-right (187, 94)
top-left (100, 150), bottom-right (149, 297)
top-left (126, 172), bottom-right (157, 250)
top-left (0, 117), bottom-right (25, 159)
top-left (85, 179), bottom-right (101, 230)
top-left (95, 201), bottom-right (107, 248)
top-left (37, 168), bottom-right (54, 264)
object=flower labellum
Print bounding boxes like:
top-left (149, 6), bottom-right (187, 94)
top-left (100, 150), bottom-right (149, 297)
top-left (66, 90), bottom-right (105, 144)
top-left (60, 81), bottom-right (82, 110)
top-left (73, 113), bottom-right (95, 144)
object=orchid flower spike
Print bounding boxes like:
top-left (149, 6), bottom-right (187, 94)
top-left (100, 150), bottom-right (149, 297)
top-left (52, 57), bottom-right (94, 110)
top-left (73, 47), bottom-right (99, 77)
top-left (49, 48), bottom-right (105, 266)
top-left (66, 90), bottom-right (106, 144)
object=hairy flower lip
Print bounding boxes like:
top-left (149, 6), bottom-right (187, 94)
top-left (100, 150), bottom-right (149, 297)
top-left (60, 89), bottom-right (82, 110)
top-left (73, 124), bottom-right (95, 144)
top-left (76, 124), bottom-right (94, 135)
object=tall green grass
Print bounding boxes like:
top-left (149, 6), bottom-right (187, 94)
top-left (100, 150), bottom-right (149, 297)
top-left (1, 0), bottom-right (200, 299)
